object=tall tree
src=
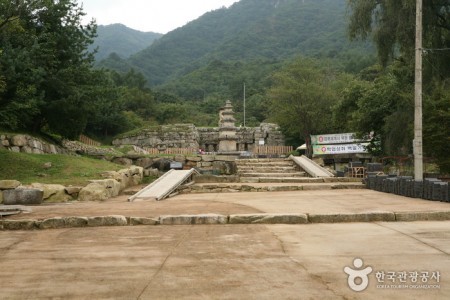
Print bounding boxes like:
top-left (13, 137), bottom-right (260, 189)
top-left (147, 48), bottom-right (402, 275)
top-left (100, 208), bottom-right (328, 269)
top-left (267, 57), bottom-right (339, 156)
top-left (0, 0), bottom-right (97, 138)
top-left (348, 0), bottom-right (449, 79)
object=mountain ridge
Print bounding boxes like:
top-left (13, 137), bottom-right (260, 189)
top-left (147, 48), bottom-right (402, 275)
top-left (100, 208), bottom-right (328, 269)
top-left (98, 0), bottom-right (374, 89)
top-left (91, 24), bottom-right (163, 61)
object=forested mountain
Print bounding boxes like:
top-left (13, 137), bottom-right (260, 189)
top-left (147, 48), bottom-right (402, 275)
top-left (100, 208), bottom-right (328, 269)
top-left (99, 0), bottom-right (374, 88)
top-left (90, 24), bottom-right (162, 61)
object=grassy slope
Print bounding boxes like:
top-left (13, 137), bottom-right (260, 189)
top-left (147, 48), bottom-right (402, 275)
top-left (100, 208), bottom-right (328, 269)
top-left (0, 149), bottom-right (123, 186)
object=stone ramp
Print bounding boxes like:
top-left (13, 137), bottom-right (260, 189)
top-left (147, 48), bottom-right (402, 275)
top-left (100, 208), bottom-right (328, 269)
top-left (290, 155), bottom-right (334, 178)
top-left (129, 169), bottom-right (199, 201)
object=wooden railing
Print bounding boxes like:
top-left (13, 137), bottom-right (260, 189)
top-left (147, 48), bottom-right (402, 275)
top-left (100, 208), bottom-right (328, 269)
top-left (144, 148), bottom-right (197, 155)
top-left (79, 134), bottom-right (101, 147)
top-left (253, 145), bottom-right (293, 156)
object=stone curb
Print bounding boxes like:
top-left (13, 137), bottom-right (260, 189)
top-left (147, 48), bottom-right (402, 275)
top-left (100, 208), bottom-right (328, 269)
top-left (2, 211), bottom-right (450, 230)
top-left (159, 214), bottom-right (227, 225)
top-left (229, 213), bottom-right (308, 224)
top-left (308, 212), bottom-right (396, 223)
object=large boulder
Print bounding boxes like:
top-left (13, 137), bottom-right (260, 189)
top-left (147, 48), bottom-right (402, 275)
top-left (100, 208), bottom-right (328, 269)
top-left (30, 183), bottom-right (71, 202)
top-left (11, 135), bottom-right (28, 147)
top-left (3, 189), bottom-right (43, 205)
top-left (78, 183), bottom-right (109, 201)
top-left (129, 166), bottom-right (144, 186)
top-left (151, 158), bottom-right (171, 171)
top-left (88, 179), bottom-right (121, 197)
top-left (212, 161), bottom-right (237, 175)
top-left (0, 180), bottom-right (21, 190)
top-left (135, 157), bottom-right (154, 169)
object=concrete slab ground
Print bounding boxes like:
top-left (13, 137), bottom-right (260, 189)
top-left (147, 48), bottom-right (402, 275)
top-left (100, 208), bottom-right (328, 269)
top-left (0, 222), bottom-right (448, 299)
top-left (4, 188), bottom-right (450, 221)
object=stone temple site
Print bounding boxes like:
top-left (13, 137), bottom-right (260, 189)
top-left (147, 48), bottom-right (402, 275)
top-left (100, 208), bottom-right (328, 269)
top-left (1, 100), bottom-right (449, 299)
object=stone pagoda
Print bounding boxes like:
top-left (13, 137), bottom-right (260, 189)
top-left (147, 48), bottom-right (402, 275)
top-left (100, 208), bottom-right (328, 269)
top-left (218, 100), bottom-right (238, 153)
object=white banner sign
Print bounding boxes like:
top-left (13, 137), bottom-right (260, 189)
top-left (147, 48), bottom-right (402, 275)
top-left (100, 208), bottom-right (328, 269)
top-left (313, 143), bottom-right (369, 155)
top-left (311, 133), bottom-right (361, 145)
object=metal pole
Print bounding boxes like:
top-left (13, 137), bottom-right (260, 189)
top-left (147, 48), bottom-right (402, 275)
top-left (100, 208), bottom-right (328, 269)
top-left (243, 82), bottom-right (246, 127)
top-left (414, 0), bottom-right (423, 180)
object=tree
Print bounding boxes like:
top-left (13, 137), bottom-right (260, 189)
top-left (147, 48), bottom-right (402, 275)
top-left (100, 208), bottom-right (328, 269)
top-left (348, 0), bottom-right (450, 79)
top-left (0, 0), bottom-right (97, 138)
top-left (423, 81), bottom-right (450, 173)
top-left (347, 0), bottom-right (450, 169)
top-left (267, 57), bottom-right (339, 156)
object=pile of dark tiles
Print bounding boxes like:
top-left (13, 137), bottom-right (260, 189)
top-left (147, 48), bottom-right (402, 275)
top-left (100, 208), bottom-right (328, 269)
top-left (366, 175), bottom-right (449, 202)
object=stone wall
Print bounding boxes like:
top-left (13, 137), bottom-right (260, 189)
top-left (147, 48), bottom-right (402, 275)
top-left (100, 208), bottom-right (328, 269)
top-left (128, 154), bottom-right (238, 176)
top-left (0, 134), bottom-right (69, 155)
top-left (112, 124), bottom-right (200, 149)
top-left (112, 123), bottom-right (285, 152)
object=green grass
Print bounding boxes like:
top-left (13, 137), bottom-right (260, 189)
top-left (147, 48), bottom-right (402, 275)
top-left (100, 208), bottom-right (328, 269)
top-left (0, 149), bottom-right (123, 186)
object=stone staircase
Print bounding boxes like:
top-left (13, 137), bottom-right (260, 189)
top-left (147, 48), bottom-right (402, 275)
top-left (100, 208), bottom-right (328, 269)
top-left (236, 158), bottom-right (310, 183)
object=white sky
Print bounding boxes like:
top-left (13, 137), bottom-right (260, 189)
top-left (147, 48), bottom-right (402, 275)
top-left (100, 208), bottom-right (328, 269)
top-left (80, 0), bottom-right (239, 34)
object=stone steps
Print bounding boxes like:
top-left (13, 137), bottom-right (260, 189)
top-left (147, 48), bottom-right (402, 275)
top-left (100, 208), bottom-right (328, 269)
top-left (240, 172), bottom-right (307, 178)
top-left (178, 182), bottom-right (365, 194)
top-left (236, 158), bottom-right (308, 183)
top-left (237, 167), bottom-right (299, 173)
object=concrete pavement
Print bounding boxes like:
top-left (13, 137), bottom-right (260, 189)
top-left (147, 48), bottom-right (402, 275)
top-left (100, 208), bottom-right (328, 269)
top-left (2, 189), bottom-right (450, 226)
top-left (0, 222), bottom-right (448, 299)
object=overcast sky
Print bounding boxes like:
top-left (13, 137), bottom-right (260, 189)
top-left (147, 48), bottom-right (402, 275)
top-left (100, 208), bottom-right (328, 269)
top-left (80, 0), bottom-right (239, 34)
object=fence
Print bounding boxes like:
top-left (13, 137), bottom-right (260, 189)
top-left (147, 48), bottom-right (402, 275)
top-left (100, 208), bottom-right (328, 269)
top-left (253, 145), bottom-right (293, 156)
top-left (79, 134), bottom-right (101, 147)
top-left (144, 148), bottom-right (197, 155)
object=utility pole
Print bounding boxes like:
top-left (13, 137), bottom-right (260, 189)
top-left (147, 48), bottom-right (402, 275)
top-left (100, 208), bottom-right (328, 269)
top-left (243, 82), bottom-right (246, 127)
top-left (414, 0), bottom-right (423, 180)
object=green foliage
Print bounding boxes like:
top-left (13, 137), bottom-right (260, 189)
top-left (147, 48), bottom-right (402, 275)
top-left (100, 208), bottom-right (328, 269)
top-left (267, 57), bottom-right (341, 155)
top-left (101, 0), bottom-right (374, 87)
top-left (347, 0), bottom-right (450, 169)
top-left (348, 0), bottom-right (450, 79)
top-left (424, 81), bottom-right (450, 173)
top-left (0, 0), bottom-right (97, 137)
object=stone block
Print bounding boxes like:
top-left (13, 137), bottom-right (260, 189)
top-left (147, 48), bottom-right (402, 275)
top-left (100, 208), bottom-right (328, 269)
top-left (308, 212), bottom-right (395, 223)
top-left (159, 214), bottom-right (227, 225)
top-left (31, 183), bottom-right (71, 202)
top-left (64, 217), bottom-right (89, 228)
top-left (174, 155), bottom-right (186, 162)
top-left (186, 156), bottom-right (202, 162)
top-left (87, 215), bottom-right (128, 227)
top-left (10, 146), bottom-right (20, 153)
top-left (3, 189), bottom-right (43, 205)
top-left (0, 191), bottom-right (3, 204)
top-left (136, 157), bottom-right (154, 169)
top-left (240, 177), bottom-right (260, 183)
top-left (201, 155), bottom-right (215, 162)
top-left (128, 217), bottom-right (159, 226)
top-left (65, 186), bottom-right (82, 196)
top-left (89, 179), bottom-right (121, 197)
top-left (395, 211), bottom-right (450, 222)
top-left (229, 214), bottom-right (308, 224)
top-left (2, 220), bottom-right (37, 230)
top-left (78, 183), bottom-right (109, 201)
top-left (39, 217), bottom-right (66, 229)
top-left (0, 180), bottom-right (21, 190)
top-left (11, 134), bottom-right (27, 147)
